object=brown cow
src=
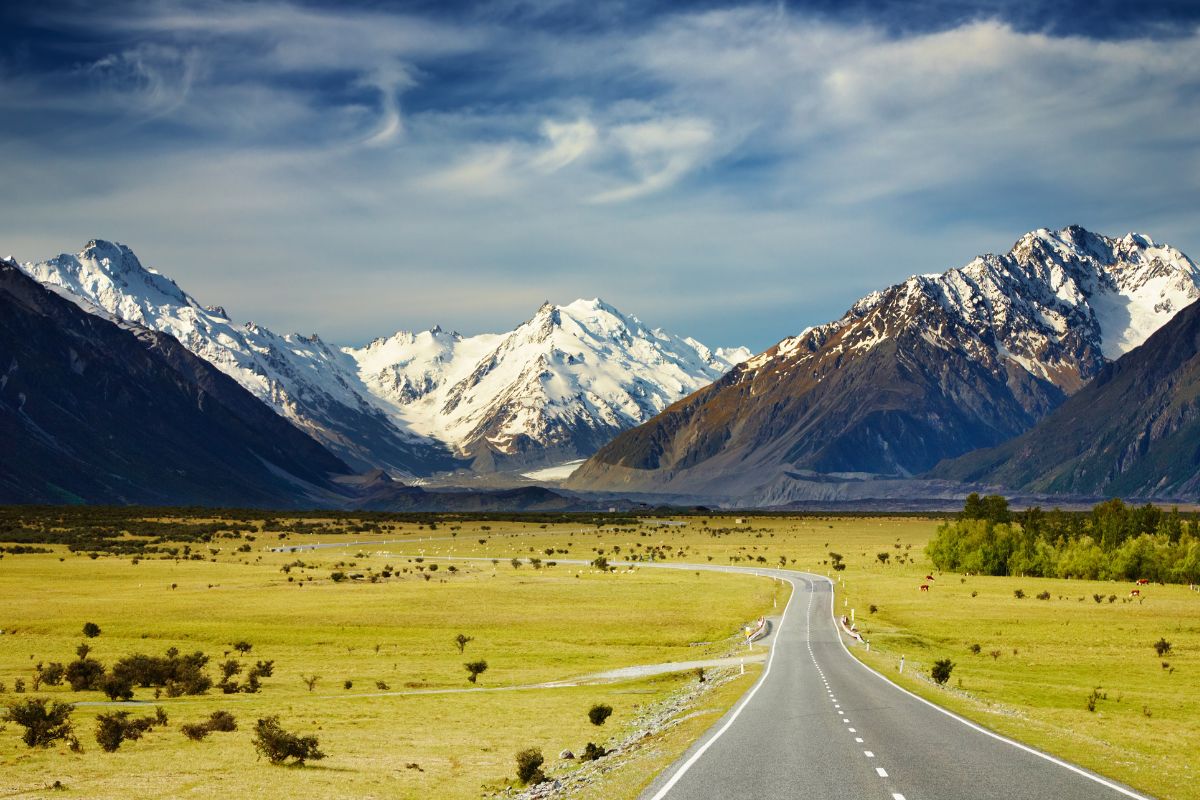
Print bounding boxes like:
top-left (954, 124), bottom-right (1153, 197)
top-left (925, 575), bottom-right (935, 581)
top-left (919, 584), bottom-right (930, 592)
top-left (1136, 578), bottom-right (1150, 586)
top-left (1130, 589), bottom-right (1141, 597)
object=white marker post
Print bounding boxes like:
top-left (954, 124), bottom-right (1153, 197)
top-left (899, 655), bottom-right (905, 674)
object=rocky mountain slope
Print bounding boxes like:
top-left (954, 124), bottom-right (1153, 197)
top-left (0, 259), bottom-right (354, 506)
top-left (929, 297), bottom-right (1200, 498)
top-left (568, 226), bottom-right (1200, 501)
top-left (22, 241), bottom-right (747, 475)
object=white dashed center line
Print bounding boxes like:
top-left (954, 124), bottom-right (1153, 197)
top-left (876, 767), bottom-right (889, 778)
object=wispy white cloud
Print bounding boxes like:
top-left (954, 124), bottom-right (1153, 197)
top-left (2, 2), bottom-right (1199, 351)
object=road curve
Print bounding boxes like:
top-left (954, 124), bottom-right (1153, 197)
top-left (636, 564), bottom-right (1152, 800)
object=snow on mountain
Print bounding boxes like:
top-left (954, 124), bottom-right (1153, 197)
top-left (21, 241), bottom-right (748, 474)
top-left (346, 298), bottom-right (751, 467)
top-left (20, 240), bottom-right (456, 477)
top-left (570, 225), bottom-right (1200, 498)
top-left (762, 225), bottom-right (1200, 391)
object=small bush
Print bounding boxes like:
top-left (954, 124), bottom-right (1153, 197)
top-left (376, 680), bottom-right (390, 690)
top-left (1036, 591), bottom-right (1050, 601)
top-left (343, 680), bottom-right (353, 690)
top-left (82, 622), bottom-right (101, 638)
top-left (515, 747), bottom-right (545, 785)
top-left (1013, 589), bottom-right (1025, 600)
top-left (1093, 594), bottom-right (1104, 604)
top-left (207, 710), bottom-right (237, 732)
top-left (1086, 687), bottom-right (1107, 712)
top-left (931, 658), bottom-right (954, 685)
top-left (232, 641), bottom-right (253, 654)
top-left (1154, 638), bottom-right (1172, 657)
top-left (100, 674), bottom-right (134, 701)
top-left (464, 660), bottom-right (488, 684)
top-left (5, 698), bottom-right (74, 748)
top-left (94, 707), bottom-right (167, 752)
top-left (588, 704), bottom-right (613, 726)
top-left (580, 742), bottom-right (608, 761)
top-left (181, 722), bottom-right (210, 741)
top-left (968, 643), bottom-right (981, 655)
top-left (252, 716), bottom-right (325, 765)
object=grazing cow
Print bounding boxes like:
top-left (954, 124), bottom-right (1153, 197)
top-left (1136, 578), bottom-right (1150, 586)
top-left (920, 584), bottom-right (930, 592)
top-left (1130, 589), bottom-right (1141, 597)
top-left (925, 575), bottom-right (936, 582)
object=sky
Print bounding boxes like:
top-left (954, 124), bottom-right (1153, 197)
top-left (2, 0), bottom-right (1199, 352)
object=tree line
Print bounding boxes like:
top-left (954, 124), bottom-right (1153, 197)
top-left (927, 495), bottom-right (1200, 583)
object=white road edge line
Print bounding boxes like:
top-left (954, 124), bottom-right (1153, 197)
top-left (823, 574), bottom-right (1153, 800)
top-left (645, 573), bottom-right (806, 800)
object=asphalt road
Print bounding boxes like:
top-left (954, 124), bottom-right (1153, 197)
top-left (638, 566), bottom-right (1153, 800)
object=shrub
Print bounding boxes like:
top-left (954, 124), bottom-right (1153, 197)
top-left (1093, 594), bottom-right (1104, 604)
top-left (1036, 590), bottom-right (1051, 600)
top-left (514, 747), bottom-right (545, 785)
top-left (232, 641), bottom-right (253, 654)
top-left (1153, 638), bottom-right (1172, 657)
top-left (454, 633), bottom-right (474, 654)
top-left (100, 674), bottom-right (134, 701)
top-left (82, 622), bottom-right (101, 638)
top-left (207, 710), bottom-right (237, 732)
top-left (868, 604), bottom-right (878, 614)
top-left (181, 722), bottom-right (210, 741)
top-left (464, 660), bottom-right (488, 684)
top-left (931, 658), bottom-right (954, 685)
top-left (1013, 589), bottom-right (1025, 599)
top-left (4, 698), bottom-right (74, 748)
top-left (1086, 687), bottom-right (1107, 712)
top-left (968, 643), bottom-right (981, 655)
top-left (588, 704), bottom-right (613, 726)
top-left (580, 742), bottom-right (608, 761)
top-left (252, 716), bottom-right (325, 765)
top-left (330, 571), bottom-right (347, 582)
top-left (343, 680), bottom-right (353, 690)
top-left (38, 663), bottom-right (66, 687)
top-left (376, 680), bottom-right (390, 690)
top-left (65, 658), bottom-right (106, 692)
top-left (302, 674), bottom-right (319, 692)
top-left (94, 710), bottom-right (164, 752)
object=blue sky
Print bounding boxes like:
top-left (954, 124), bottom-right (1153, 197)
top-left (2, 0), bottom-right (1199, 351)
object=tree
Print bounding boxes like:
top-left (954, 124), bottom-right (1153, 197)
top-left (454, 633), bottom-right (474, 654)
top-left (100, 673), bottom-right (134, 701)
top-left (5, 698), bottom-right (74, 748)
top-left (931, 658), bottom-right (954, 685)
top-left (515, 747), bottom-right (545, 785)
top-left (252, 716), bottom-right (325, 765)
top-left (588, 703), bottom-right (613, 726)
top-left (82, 622), bottom-right (102, 638)
top-left (464, 660), bottom-right (488, 684)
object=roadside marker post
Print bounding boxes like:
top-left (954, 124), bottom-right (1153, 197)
top-left (899, 655), bottom-right (905, 674)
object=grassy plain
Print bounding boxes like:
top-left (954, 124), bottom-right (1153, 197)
top-left (0, 520), bottom-right (778, 799)
top-left (374, 515), bottom-right (1200, 800)
top-left (3, 514), bottom-right (1198, 799)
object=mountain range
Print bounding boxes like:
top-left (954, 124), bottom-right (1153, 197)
top-left (20, 241), bottom-right (748, 477)
top-left (10, 225), bottom-right (1200, 508)
top-left (568, 226), bottom-right (1200, 502)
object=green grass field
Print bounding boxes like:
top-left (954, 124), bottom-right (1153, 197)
top-left (3, 514), bottom-right (1197, 799)
top-left (0, 525), bottom-right (776, 799)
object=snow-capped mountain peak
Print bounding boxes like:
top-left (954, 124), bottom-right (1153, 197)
top-left (345, 297), bottom-right (749, 466)
top-left (22, 241), bottom-right (748, 474)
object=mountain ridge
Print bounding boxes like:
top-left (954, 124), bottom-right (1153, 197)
top-left (567, 226), bottom-right (1200, 501)
top-left (21, 241), bottom-right (749, 475)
